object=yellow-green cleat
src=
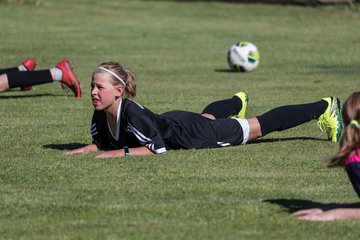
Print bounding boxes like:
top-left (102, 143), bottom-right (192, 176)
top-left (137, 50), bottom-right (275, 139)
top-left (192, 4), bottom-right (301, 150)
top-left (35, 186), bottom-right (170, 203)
top-left (317, 97), bottom-right (343, 142)
top-left (230, 92), bottom-right (249, 119)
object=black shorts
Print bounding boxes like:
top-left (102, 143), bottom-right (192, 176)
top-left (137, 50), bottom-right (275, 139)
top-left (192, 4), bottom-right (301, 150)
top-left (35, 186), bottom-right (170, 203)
top-left (161, 111), bottom-right (248, 149)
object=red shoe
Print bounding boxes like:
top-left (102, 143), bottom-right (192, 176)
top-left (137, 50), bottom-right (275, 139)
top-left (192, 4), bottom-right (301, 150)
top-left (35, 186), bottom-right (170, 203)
top-left (56, 59), bottom-right (82, 98)
top-left (20, 58), bottom-right (37, 91)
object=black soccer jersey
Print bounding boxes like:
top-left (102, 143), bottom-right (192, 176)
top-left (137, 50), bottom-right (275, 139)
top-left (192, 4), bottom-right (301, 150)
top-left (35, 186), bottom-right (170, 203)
top-left (346, 162), bottom-right (360, 198)
top-left (91, 98), bottom-right (245, 154)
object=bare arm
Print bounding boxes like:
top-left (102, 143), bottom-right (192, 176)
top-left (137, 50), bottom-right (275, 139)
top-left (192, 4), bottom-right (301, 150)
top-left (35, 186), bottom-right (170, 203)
top-left (95, 146), bottom-right (155, 158)
top-left (292, 203), bottom-right (360, 221)
top-left (64, 144), bottom-right (98, 155)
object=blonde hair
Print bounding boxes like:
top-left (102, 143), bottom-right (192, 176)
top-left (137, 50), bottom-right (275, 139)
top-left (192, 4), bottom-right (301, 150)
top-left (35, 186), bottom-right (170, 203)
top-left (92, 61), bottom-right (136, 99)
top-left (327, 92), bottom-right (360, 167)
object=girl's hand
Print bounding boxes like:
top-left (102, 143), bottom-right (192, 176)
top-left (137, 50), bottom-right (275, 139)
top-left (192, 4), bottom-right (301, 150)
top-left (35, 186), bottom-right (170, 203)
top-left (95, 150), bottom-right (124, 158)
top-left (292, 208), bottom-right (339, 221)
top-left (294, 208), bottom-right (360, 221)
top-left (292, 208), bottom-right (324, 218)
top-left (64, 144), bottom-right (98, 155)
top-left (293, 209), bottom-right (337, 221)
top-left (296, 211), bottom-right (337, 221)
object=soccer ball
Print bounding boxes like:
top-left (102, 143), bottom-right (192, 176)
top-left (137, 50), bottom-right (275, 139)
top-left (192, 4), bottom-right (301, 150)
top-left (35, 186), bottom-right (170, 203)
top-left (227, 41), bottom-right (260, 72)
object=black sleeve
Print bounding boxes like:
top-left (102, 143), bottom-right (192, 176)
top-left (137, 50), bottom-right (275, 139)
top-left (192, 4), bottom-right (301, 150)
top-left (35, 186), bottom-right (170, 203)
top-left (346, 162), bottom-right (360, 198)
top-left (90, 111), bottom-right (108, 150)
top-left (126, 114), bottom-right (167, 154)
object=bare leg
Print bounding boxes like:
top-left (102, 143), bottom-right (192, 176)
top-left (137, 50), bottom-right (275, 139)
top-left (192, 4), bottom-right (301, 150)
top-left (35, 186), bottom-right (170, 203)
top-left (247, 117), bottom-right (262, 141)
top-left (201, 113), bottom-right (216, 120)
top-left (0, 74), bottom-right (10, 92)
top-left (49, 68), bottom-right (55, 79)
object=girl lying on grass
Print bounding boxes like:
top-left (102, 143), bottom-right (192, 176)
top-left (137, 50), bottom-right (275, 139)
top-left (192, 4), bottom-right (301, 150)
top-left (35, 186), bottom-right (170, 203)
top-left (65, 61), bottom-right (342, 158)
top-left (293, 92), bottom-right (360, 221)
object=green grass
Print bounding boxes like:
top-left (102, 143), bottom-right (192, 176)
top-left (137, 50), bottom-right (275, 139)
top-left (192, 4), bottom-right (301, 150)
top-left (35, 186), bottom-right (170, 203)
top-left (0, 0), bottom-right (360, 239)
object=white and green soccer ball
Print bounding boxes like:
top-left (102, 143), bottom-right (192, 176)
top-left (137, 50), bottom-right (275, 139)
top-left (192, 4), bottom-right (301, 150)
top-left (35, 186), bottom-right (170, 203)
top-left (227, 41), bottom-right (260, 72)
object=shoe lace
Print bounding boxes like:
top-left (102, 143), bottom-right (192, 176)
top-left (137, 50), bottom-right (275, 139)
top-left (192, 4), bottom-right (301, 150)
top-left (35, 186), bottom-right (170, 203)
top-left (317, 120), bottom-right (327, 133)
top-left (317, 117), bottom-right (332, 138)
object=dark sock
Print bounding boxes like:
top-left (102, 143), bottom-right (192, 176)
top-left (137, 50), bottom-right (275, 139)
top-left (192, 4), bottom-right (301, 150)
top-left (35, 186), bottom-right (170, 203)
top-left (7, 70), bottom-right (53, 89)
top-left (257, 100), bottom-right (328, 136)
top-left (0, 67), bottom-right (19, 75)
top-left (201, 96), bottom-right (242, 119)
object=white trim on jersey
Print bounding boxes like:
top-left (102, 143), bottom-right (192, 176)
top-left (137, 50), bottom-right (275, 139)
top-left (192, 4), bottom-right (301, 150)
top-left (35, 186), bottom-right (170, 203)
top-left (126, 124), bottom-right (148, 144)
top-left (128, 99), bottom-right (144, 109)
top-left (234, 118), bottom-right (250, 144)
top-left (127, 123), bottom-right (167, 154)
top-left (91, 123), bottom-right (98, 137)
top-left (217, 142), bottom-right (231, 147)
top-left (155, 147), bottom-right (166, 154)
top-left (107, 100), bottom-right (122, 140)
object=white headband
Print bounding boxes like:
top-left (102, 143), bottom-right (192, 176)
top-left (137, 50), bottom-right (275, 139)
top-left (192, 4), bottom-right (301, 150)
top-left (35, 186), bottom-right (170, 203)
top-left (97, 67), bottom-right (126, 86)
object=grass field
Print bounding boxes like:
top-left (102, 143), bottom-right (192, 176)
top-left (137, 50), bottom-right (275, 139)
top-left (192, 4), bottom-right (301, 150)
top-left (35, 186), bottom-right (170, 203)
top-left (0, 0), bottom-right (360, 239)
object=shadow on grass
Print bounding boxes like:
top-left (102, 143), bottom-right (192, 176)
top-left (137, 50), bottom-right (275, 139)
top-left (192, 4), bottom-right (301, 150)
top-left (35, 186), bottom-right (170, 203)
top-left (311, 64), bottom-right (360, 75)
top-left (248, 136), bottom-right (327, 144)
top-left (43, 143), bottom-right (87, 151)
top-left (214, 68), bottom-right (242, 73)
top-left (0, 93), bottom-right (65, 99)
top-left (156, 0), bottom-right (355, 6)
top-left (263, 198), bottom-right (331, 213)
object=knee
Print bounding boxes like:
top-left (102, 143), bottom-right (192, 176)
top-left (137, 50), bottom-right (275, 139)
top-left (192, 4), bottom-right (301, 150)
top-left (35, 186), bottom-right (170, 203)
top-left (201, 113), bottom-right (216, 120)
top-left (248, 118), bottom-right (263, 141)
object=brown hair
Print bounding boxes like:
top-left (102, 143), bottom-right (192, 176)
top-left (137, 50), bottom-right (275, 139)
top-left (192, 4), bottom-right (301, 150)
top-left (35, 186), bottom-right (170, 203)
top-left (92, 61), bottom-right (136, 99)
top-left (327, 92), bottom-right (360, 167)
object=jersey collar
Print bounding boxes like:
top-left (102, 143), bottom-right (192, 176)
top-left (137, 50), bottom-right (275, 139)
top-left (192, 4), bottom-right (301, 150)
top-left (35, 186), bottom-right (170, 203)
top-left (107, 99), bottom-right (122, 141)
